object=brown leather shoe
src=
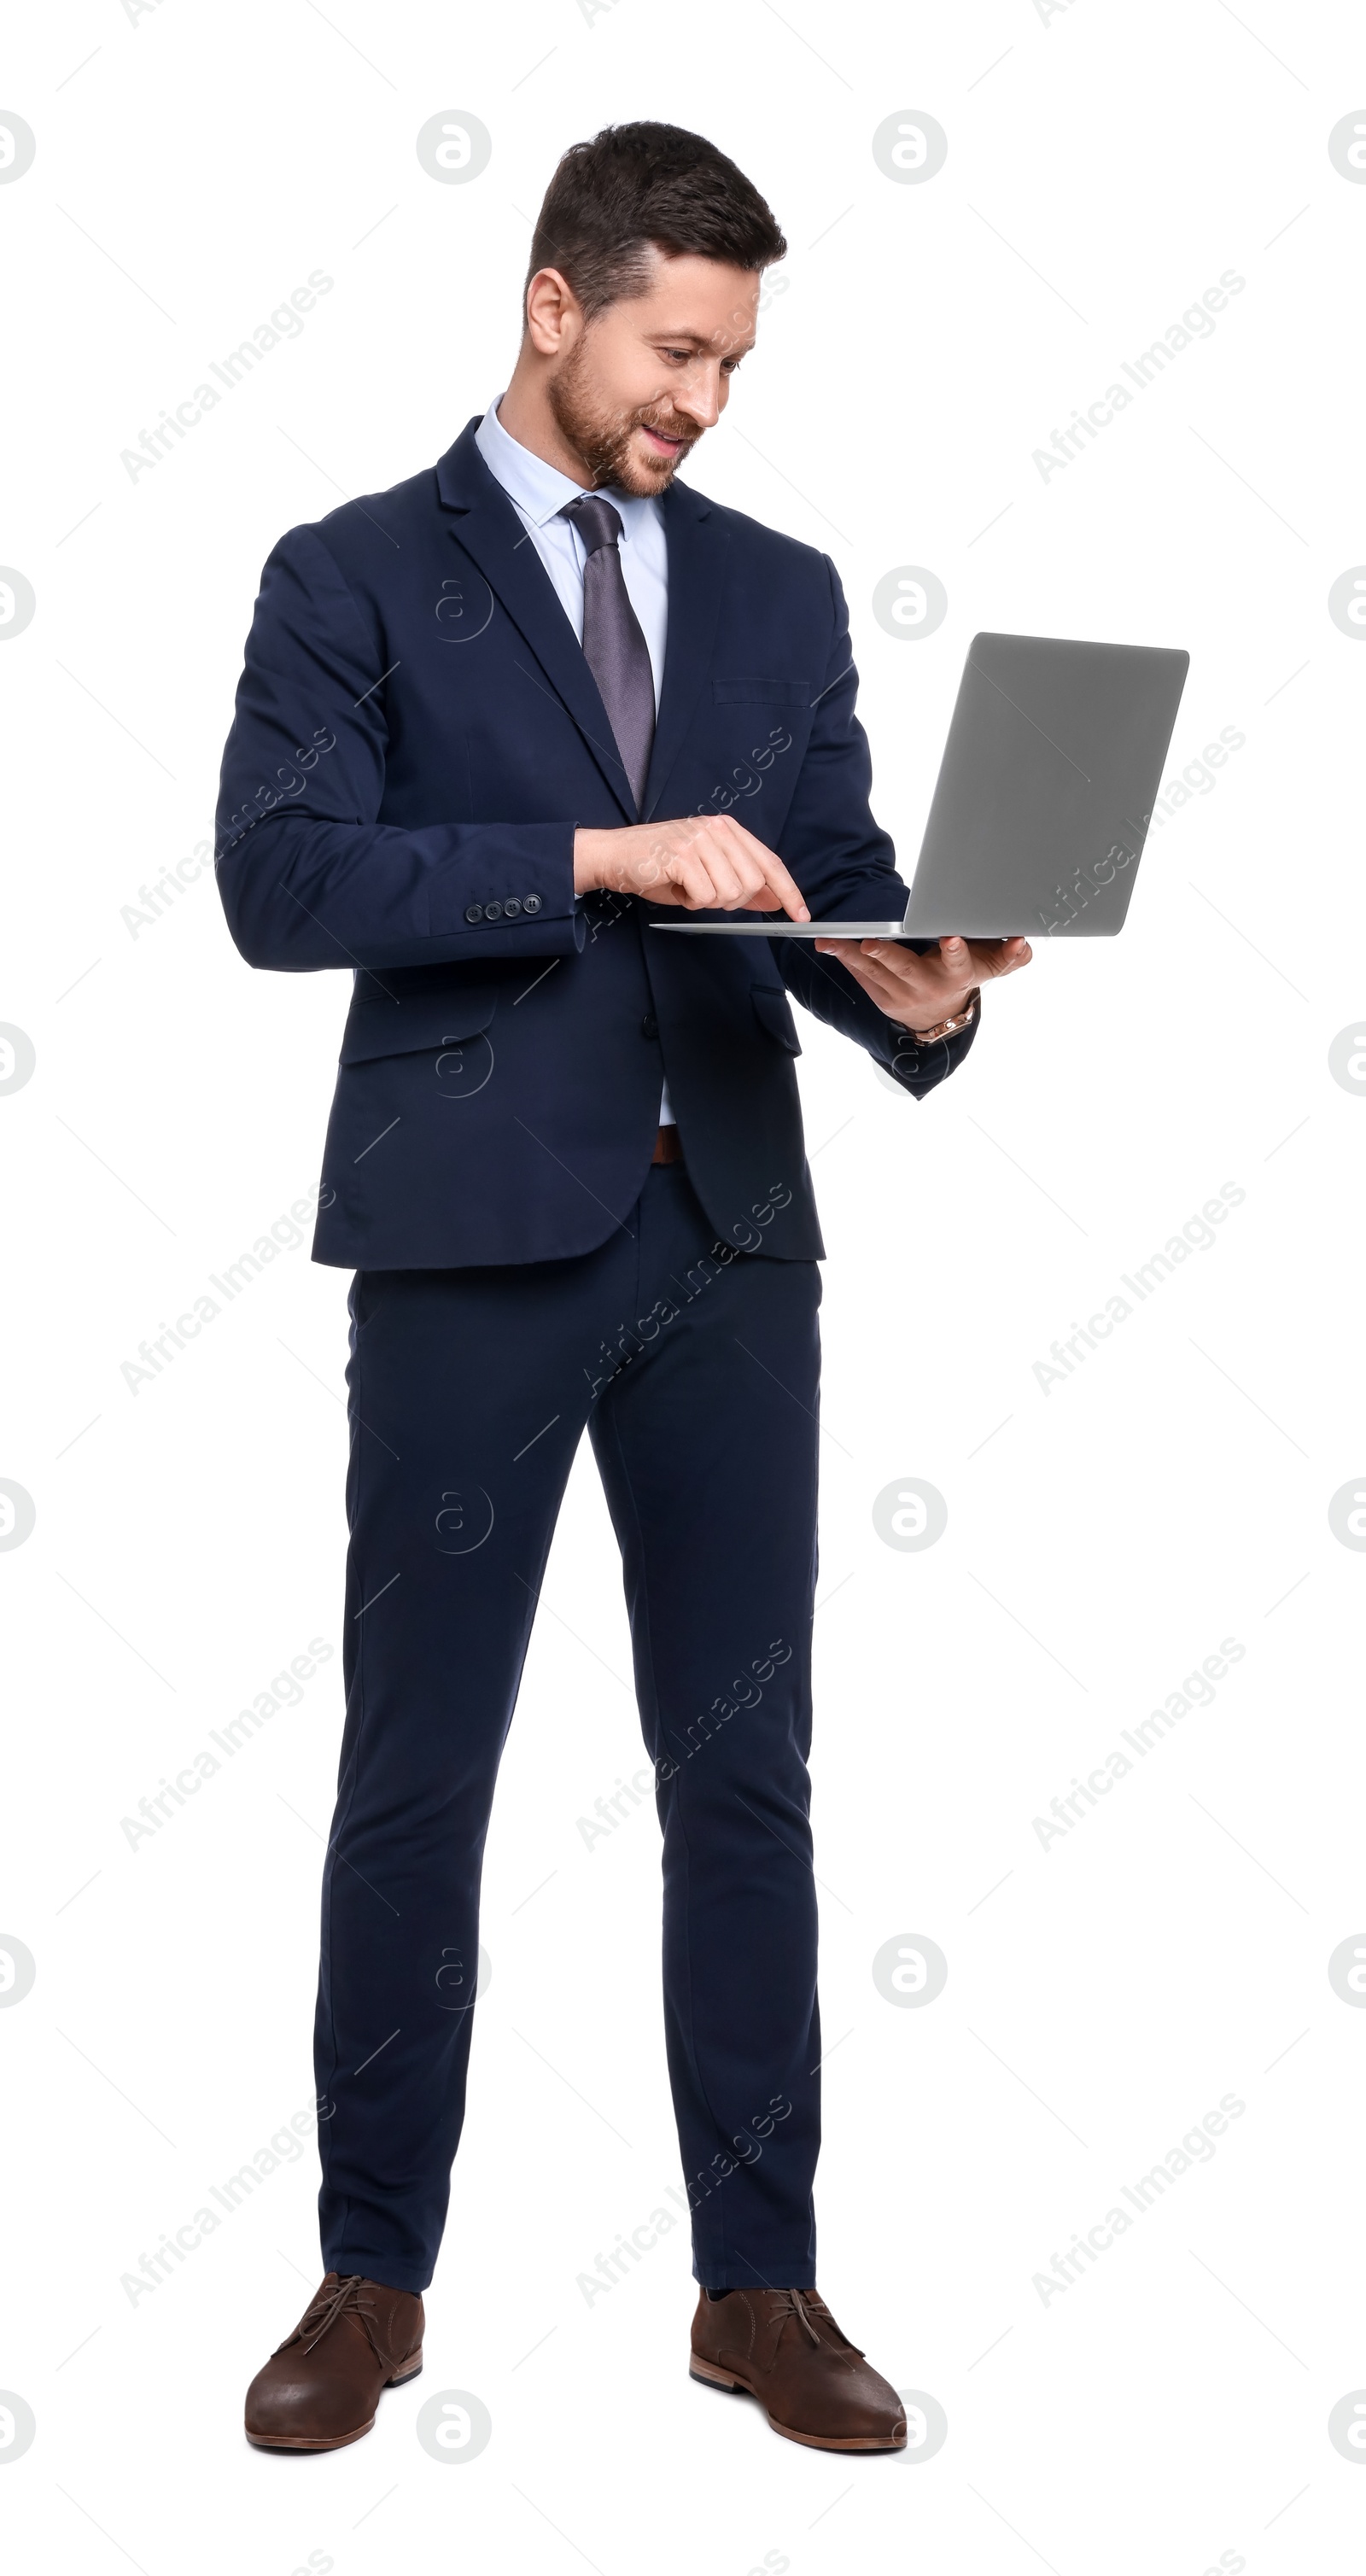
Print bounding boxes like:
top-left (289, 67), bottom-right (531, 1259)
top-left (245, 2271), bottom-right (424, 2451)
top-left (690, 2287), bottom-right (907, 2451)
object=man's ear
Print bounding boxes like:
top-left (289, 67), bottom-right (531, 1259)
top-left (524, 266), bottom-right (582, 358)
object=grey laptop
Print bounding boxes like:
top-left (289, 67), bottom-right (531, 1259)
top-left (652, 630), bottom-right (1189, 941)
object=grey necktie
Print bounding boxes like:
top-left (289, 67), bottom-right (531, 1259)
top-left (559, 493), bottom-right (656, 815)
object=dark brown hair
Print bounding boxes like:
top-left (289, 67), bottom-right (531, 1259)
top-left (525, 122), bottom-right (787, 322)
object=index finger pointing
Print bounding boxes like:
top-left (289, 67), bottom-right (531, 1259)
top-left (709, 815), bottom-right (809, 920)
top-left (756, 851), bottom-right (809, 921)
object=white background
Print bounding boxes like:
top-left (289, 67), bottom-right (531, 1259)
top-left (2, 2), bottom-right (1365, 2570)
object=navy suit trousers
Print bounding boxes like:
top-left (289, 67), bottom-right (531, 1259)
top-left (314, 1162), bottom-right (824, 2294)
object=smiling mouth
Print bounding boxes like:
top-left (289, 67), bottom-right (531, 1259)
top-left (639, 422), bottom-right (692, 456)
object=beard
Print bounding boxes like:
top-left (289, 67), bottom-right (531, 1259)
top-left (547, 342), bottom-right (701, 495)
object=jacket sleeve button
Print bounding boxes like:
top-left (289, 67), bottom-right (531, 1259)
top-left (522, 891), bottom-right (542, 914)
top-left (484, 898), bottom-right (503, 920)
top-left (464, 903), bottom-right (484, 923)
top-left (504, 896), bottom-right (522, 917)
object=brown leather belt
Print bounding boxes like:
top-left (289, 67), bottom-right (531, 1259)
top-left (651, 1124), bottom-right (683, 1165)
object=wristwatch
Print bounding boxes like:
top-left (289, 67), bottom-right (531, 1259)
top-left (908, 987), bottom-right (980, 1045)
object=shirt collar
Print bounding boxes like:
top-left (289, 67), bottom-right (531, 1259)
top-left (476, 396), bottom-right (657, 544)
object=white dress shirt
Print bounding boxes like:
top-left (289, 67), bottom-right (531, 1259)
top-left (475, 397), bottom-right (676, 1124)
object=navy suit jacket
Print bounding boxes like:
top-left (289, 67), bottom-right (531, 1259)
top-left (215, 419), bottom-right (976, 1269)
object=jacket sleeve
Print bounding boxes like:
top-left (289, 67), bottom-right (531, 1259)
top-left (214, 525), bottom-right (584, 973)
top-left (773, 556), bottom-right (978, 1100)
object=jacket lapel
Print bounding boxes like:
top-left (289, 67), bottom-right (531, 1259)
top-left (644, 480), bottom-right (729, 821)
top-left (435, 421), bottom-right (635, 820)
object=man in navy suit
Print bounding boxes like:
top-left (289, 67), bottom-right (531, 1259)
top-left (223, 121), bottom-right (1030, 2455)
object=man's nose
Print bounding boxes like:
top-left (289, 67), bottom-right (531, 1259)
top-left (674, 369), bottom-right (723, 429)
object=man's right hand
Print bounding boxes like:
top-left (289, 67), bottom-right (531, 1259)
top-left (573, 817), bottom-right (810, 918)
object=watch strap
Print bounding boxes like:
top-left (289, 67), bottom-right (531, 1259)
top-left (908, 986), bottom-right (980, 1045)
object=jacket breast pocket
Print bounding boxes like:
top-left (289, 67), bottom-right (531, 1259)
top-left (712, 678), bottom-right (812, 707)
top-left (750, 984), bottom-right (803, 1054)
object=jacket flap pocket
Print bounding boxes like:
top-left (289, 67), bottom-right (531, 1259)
top-left (340, 989), bottom-right (497, 1066)
top-left (750, 984), bottom-right (803, 1054)
top-left (712, 678), bottom-right (812, 707)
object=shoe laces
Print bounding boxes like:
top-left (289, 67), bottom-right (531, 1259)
top-left (773, 2289), bottom-right (864, 2356)
top-left (278, 2274), bottom-right (382, 2360)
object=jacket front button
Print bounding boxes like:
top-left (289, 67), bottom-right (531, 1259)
top-left (641, 1013), bottom-right (658, 1038)
top-left (464, 903), bottom-right (483, 923)
top-left (484, 898), bottom-right (503, 920)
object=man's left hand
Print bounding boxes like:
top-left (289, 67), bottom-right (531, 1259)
top-left (811, 932), bottom-right (1032, 1033)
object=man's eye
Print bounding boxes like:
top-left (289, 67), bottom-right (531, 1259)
top-left (721, 358), bottom-right (742, 375)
